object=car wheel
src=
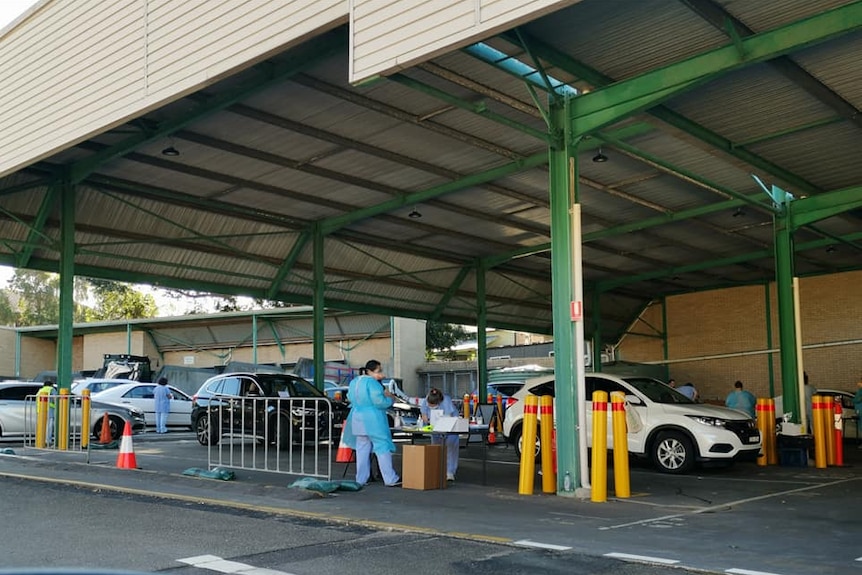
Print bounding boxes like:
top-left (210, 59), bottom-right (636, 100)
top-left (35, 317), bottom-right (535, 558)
top-left (651, 430), bottom-right (695, 474)
top-left (90, 416), bottom-right (122, 441)
top-left (512, 424), bottom-right (542, 459)
top-left (194, 414), bottom-right (219, 446)
top-left (271, 414), bottom-right (294, 450)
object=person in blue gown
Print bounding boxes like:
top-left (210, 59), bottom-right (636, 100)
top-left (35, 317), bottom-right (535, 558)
top-left (419, 387), bottom-right (460, 481)
top-left (725, 380), bottom-right (756, 418)
top-left (342, 360), bottom-right (400, 486)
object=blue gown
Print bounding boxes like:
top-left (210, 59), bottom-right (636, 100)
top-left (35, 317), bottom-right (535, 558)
top-left (342, 375), bottom-right (395, 454)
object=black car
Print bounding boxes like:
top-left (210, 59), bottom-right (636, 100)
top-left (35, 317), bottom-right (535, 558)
top-left (191, 372), bottom-right (348, 448)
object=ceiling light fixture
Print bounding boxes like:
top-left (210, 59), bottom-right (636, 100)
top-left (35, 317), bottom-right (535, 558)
top-left (161, 145), bottom-right (180, 157)
top-left (408, 207), bottom-right (422, 219)
top-left (732, 207), bottom-right (745, 218)
top-left (826, 245), bottom-right (836, 253)
top-left (592, 147), bottom-right (608, 163)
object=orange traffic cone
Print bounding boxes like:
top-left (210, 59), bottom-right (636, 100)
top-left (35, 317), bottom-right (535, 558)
top-left (335, 424), bottom-right (353, 463)
top-left (116, 420), bottom-right (138, 469)
top-left (488, 421), bottom-right (496, 444)
top-left (99, 413), bottom-right (112, 444)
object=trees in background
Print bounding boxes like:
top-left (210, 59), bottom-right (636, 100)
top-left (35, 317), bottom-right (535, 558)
top-left (0, 270), bottom-right (158, 326)
top-left (426, 321), bottom-right (468, 360)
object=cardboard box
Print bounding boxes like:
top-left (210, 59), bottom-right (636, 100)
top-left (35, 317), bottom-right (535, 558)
top-left (780, 422), bottom-right (804, 436)
top-left (402, 444), bottom-right (446, 490)
top-left (432, 416), bottom-right (469, 433)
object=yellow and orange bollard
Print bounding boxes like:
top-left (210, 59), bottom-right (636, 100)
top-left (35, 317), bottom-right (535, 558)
top-left (590, 390), bottom-right (608, 503)
top-left (765, 398), bottom-right (777, 465)
top-left (539, 395), bottom-right (556, 494)
top-left (35, 393), bottom-right (48, 448)
top-left (756, 398), bottom-right (771, 467)
top-left (81, 389), bottom-right (91, 449)
top-left (57, 389), bottom-right (70, 451)
top-left (811, 394), bottom-right (828, 469)
top-left (610, 391), bottom-right (630, 498)
top-left (462, 393), bottom-right (470, 420)
top-left (518, 395), bottom-right (539, 495)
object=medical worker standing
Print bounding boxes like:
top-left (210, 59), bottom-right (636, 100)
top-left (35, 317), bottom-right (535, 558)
top-left (419, 387), bottom-right (460, 481)
top-left (153, 377), bottom-right (173, 434)
top-left (342, 360), bottom-right (401, 486)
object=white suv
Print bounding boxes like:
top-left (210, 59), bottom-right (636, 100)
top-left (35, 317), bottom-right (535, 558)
top-left (502, 373), bottom-right (761, 474)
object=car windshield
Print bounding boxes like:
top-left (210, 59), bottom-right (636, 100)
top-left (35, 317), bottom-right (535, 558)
top-left (258, 375), bottom-right (325, 398)
top-left (623, 377), bottom-right (694, 404)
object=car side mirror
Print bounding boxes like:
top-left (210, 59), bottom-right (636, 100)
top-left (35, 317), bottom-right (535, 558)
top-left (625, 394), bottom-right (643, 406)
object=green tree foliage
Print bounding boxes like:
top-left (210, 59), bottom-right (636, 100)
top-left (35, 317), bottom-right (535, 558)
top-left (425, 321), bottom-right (468, 360)
top-left (84, 279), bottom-right (158, 321)
top-left (0, 271), bottom-right (157, 326)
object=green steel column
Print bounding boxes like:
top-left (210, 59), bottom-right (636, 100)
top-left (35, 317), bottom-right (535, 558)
top-left (252, 314), bottom-right (258, 365)
top-left (476, 260), bottom-right (487, 399)
top-left (592, 289), bottom-right (602, 373)
top-left (764, 283), bottom-right (775, 397)
top-left (662, 297), bottom-right (669, 381)
top-left (56, 175), bottom-right (75, 392)
top-left (15, 331), bottom-right (21, 378)
top-left (126, 323), bottom-right (132, 354)
top-left (549, 99), bottom-right (581, 495)
top-left (774, 209), bottom-right (799, 422)
top-left (312, 224), bottom-right (325, 390)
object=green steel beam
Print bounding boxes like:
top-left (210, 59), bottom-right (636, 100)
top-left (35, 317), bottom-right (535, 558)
top-left (773, 205), bottom-right (799, 425)
top-left (312, 223), bottom-right (325, 391)
top-left (0, 178), bottom-right (52, 197)
top-left (319, 152), bottom-right (547, 235)
top-left (431, 266), bottom-right (472, 320)
top-left (549, 99), bottom-right (581, 494)
top-left (499, 30), bottom-right (821, 195)
top-left (68, 30), bottom-right (347, 184)
top-left (567, 3), bottom-right (862, 135)
top-left (56, 175), bottom-right (75, 392)
top-left (265, 318), bottom-right (287, 359)
top-left (267, 231), bottom-right (310, 300)
top-left (790, 184), bottom-right (862, 228)
top-left (387, 73), bottom-right (552, 144)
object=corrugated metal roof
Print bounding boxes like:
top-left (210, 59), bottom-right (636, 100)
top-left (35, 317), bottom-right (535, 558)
top-left (1, 0), bottom-right (860, 345)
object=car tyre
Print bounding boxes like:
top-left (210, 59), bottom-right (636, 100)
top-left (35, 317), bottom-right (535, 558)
top-left (91, 415), bottom-right (124, 441)
top-left (194, 413), bottom-right (219, 446)
top-left (270, 414), bottom-right (293, 450)
top-left (651, 430), bottom-right (695, 474)
top-left (512, 424), bottom-right (541, 459)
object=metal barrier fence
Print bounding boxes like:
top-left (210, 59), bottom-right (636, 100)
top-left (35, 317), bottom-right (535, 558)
top-left (204, 395), bottom-right (334, 479)
top-left (23, 392), bottom-right (94, 453)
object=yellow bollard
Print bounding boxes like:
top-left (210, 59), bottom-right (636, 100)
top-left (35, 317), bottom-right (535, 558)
top-left (463, 394), bottom-right (470, 420)
top-left (591, 390), bottom-right (608, 503)
top-left (539, 395), bottom-right (556, 494)
top-left (518, 395), bottom-right (539, 495)
top-left (35, 393), bottom-right (47, 448)
top-left (58, 389), bottom-right (70, 451)
top-left (823, 395), bottom-right (836, 466)
top-left (610, 391), bottom-right (630, 498)
top-left (496, 392), bottom-right (504, 419)
top-left (812, 394), bottom-right (827, 468)
top-left (81, 389), bottom-right (91, 449)
top-left (756, 398), bottom-right (770, 466)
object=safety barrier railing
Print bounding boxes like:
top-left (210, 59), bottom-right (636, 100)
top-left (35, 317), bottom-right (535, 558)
top-left (23, 390), bottom-right (94, 453)
top-left (205, 394), bottom-right (334, 479)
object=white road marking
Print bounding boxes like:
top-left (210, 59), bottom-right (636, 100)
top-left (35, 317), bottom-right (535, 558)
top-left (178, 555), bottom-right (296, 575)
top-left (600, 476), bottom-right (858, 530)
top-left (604, 552), bottom-right (679, 565)
top-left (726, 568), bottom-right (786, 575)
top-left (513, 539), bottom-right (572, 551)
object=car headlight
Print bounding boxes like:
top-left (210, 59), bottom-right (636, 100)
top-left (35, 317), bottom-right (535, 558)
top-left (687, 415), bottom-right (729, 427)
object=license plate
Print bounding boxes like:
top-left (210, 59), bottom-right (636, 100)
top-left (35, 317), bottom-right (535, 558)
top-left (748, 435), bottom-right (759, 443)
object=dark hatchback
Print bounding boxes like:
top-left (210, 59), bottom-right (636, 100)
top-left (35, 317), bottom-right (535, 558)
top-left (191, 372), bottom-right (349, 448)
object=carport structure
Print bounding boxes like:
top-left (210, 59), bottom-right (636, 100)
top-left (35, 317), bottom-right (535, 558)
top-left (1, 0), bottom-right (861, 493)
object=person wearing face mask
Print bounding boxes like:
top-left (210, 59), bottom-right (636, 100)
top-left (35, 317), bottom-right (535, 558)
top-left (341, 360), bottom-right (401, 487)
top-left (419, 387), bottom-right (460, 482)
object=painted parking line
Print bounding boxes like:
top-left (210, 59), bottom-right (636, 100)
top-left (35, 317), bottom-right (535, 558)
top-left (178, 555), bottom-right (295, 575)
top-left (725, 568), bottom-right (786, 575)
top-left (513, 539), bottom-right (572, 551)
top-left (604, 552), bottom-right (679, 565)
top-left (600, 476), bottom-right (858, 530)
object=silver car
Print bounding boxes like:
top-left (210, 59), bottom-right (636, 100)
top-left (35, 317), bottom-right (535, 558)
top-left (0, 381), bottom-right (147, 441)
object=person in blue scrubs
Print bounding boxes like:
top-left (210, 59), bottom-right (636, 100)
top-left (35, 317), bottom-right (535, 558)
top-left (419, 388), bottom-right (460, 482)
top-left (725, 380), bottom-right (756, 418)
top-left (342, 360), bottom-right (400, 486)
top-left (153, 377), bottom-right (173, 433)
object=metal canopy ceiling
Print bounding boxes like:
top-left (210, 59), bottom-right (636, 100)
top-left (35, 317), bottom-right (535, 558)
top-left (1, 0), bottom-right (861, 345)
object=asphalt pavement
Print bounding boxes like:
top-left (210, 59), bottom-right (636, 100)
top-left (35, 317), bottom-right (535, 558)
top-left (1, 432), bottom-right (860, 575)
